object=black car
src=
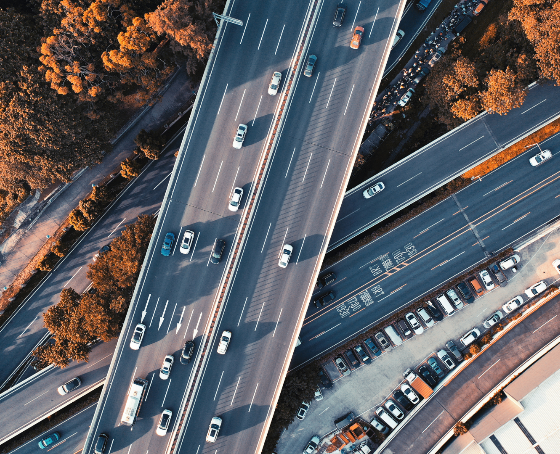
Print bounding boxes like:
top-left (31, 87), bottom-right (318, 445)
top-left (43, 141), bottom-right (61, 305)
top-left (316, 272), bottom-right (336, 289)
top-left (428, 357), bottom-right (445, 378)
top-left (345, 348), bottom-right (360, 368)
top-left (354, 344), bottom-right (372, 364)
top-left (393, 390), bottom-right (414, 411)
top-left (426, 300), bottom-right (444, 321)
top-left (318, 368), bottom-right (333, 388)
top-left (314, 291), bottom-right (334, 308)
top-left (364, 337), bottom-right (382, 356)
top-left (94, 433), bottom-right (109, 454)
top-left (210, 239), bottom-right (226, 264)
top-left (397, 319), bottom-right (413, 339)
top-left (180, 340), bottom-right (195, 364)
top-left (418, 365), bottom-right (438, 387)
top-left (456, 282), bottom-right (475, 304)
top-left (332, 3), bottom-right (346, 27)
top-left (375, 331), bottom-right (391, 350)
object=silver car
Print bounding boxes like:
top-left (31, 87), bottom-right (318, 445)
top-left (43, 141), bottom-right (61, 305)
top-left (503, 295), bottom-right (524, 313)
top-left (437, 350), bottom-right (455, 370)
top-left (384, 399), bottom-right (404, 420)
top-left (304, 55), bottom-right (317, 77)
top-left (232, 124), bottom-right (247, 149)
top-left (363, 182), bottom-right (385, 199)
top-left (483, 310), bottom-right (503, 328)
top-left (278, 244), bottom-right (293, 268)
top-left (228, 187), bottom-right (243, 212)
top-left (268, 71), bottom-right (282, 95)
top-left (180, 230), bottom-right (195, 254)
top-left (529, 149), bottom-right (552, 166)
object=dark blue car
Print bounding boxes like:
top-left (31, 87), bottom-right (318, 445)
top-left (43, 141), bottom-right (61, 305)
top-left (161, 232), bottom-right (175, 256)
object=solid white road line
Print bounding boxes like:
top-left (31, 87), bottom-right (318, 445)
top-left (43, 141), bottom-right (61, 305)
top-left (167, 302), bottom-right (177, 333)
top-left (415, 218), bottom-right (445, 237)
top-left (275, 25), bottom-right (285, 55)
top-left (459, 136), bottom-right (484, 151)
top-left (238, 297), bottom-right (248, 326)
top-left (231, 166), bottom-right (241, 194)
top-left (320, 160), bottom-right (330, 188)
top-left (149, 297), bottom-right (160, 328)
top-left (217, 84), bottom-right (228, 116)
top-left (351, 0), bottom-right (361, 31)
top-left (183, 309), bottom-right (194, 339)
top-left (422, 411), bottom-right (444, 433)
top-left (190, 232), bottom-right (199, 262)
top-left (261, 223), bottom-right (271, 253)
top-left (478, 359), bottom-right (500, 380)
top-left (145, 374), bottom-right (154, 400)
top-left (272, 308), bottom-right (283, 337)
top-left (158, 299), bottom-right (169, 330)
top-left (248, 383), bottom-right (259, 412)
top-left (255, 302), bottom-right (265, 331)
top-left (153, 172), bottom-right (172, 190)
top-left (309, 72), bottom-right (320, 103)
top-left (162, 379), bottom-right (172, 406)
top-left (336, 208), bottom-right (360, 223)
top-left (235, 89), bottom-right (246, 121)
top-left (24, 389), bottom-right (50, 406)
top-left (319, 406), bottom-right (330, 415)
top-left (172, 228), bottom-right (181, 256)
top-left (19, 315), bottom-right (38, 338)
top-left (286, 148), bottom-right (296, 177)
top-left (108, 218), bottom-right (126, 237)
top-left (343, 84), bottom-right (354, 116)
top-left (313, 323), bottom-right (341, 339)
top-left (257, 19), bottom-right (268, 50)
top-left (252, 95), bottom-right (263, 126)
top-left (86, 352), bottom-right (113, 369)
top-left (212, 161), bottom-right (224, 193)
top-left (230, 377), bottom-right (241, 405)
top-left (502, 212), bottom-right (530, 230)
top-left (326, 78), bottom-right (336, 109)
top-left (296, 235), bottom-right (306, 264)
top-left (214, 371), bottom-right (224, 400)
top-left (302, 153), bottom-right (312, 182)
top-left (64, 266), bottom-right (82, 288)
top-left (521, 98), bottom-right (546, 115)
top-left (194, 154), bottom-right (206, 187)
top-left (240, 14), bottom-right (250, 44)
top-left (368, 7), bottom-right (379, 38)
top-left (397, 172), bottom-right (422, 188)
top-left (533, 315), bottom-right (557, 333)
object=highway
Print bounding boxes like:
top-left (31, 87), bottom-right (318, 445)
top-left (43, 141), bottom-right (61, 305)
top-left (328, 82), bottom-right (560, 250)
top-left (292, 130), bottom-right (560, 369)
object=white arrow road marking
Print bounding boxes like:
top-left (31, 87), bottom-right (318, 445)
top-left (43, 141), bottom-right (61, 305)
top-left (167, 302), bottom-right (177, 333)
top-left (193, 312), bottom-right (202, 338)
top-left (176, 306), bottom-right (186, 334)
top-left (149, 297), bottom-right (160, 328)
top-left (158, 300), bottom-right (169, 330)
top-left (183, 309), bottom-right (194, 339)
top-left (141, 294), bottom-right (151, 323)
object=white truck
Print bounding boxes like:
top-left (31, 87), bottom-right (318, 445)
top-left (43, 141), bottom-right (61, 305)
top-left (121, 377), bottom-right (147, 426)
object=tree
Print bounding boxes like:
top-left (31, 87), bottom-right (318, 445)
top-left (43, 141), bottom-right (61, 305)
top-left (134, 129), bottom-right (166, 160)
top-left (480, 67), bottom-right (526, 115)
top-left (469, 343), bottom-right (481, 355)
top-left (51, 240), bottom-right (70, 257)
top-left (454, 421), bottom-right (469, 436)
top-left (121, 158), bottom-right (141, 179)
top-left (69, 207), bottom-right (91, 231)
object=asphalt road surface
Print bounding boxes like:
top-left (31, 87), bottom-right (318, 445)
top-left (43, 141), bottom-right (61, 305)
top-left (328, 82), bottom-right (560, 250)
top-left (292, 130), bottom-right (560, 369)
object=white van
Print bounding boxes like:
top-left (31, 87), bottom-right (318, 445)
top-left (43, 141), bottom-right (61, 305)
top-left (375, 407), bottom-right (398, 429)
top-left (384, 325), bottom-right (403, 346)
top-left (436, 294), bottom-right (455, 316)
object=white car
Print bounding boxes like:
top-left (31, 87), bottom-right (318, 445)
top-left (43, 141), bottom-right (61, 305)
top-left (314, 387), bottom-right (323, 401)
top-left (159, 355), bottom-right (174, 380)
top-left (296, 402), bottom-right (310, 420)
top-left (529, 149), bottom-right (552, 166)
top-left (500, 254), bottom-right (520, 270)
top-left (483, 311), bottom-right (503, 328)
top-left (416, 307), bottom-right (434, 327)
top-left (553, 259), bottom-right (560, 274)
top-left (460, 328), bottom-right (481, 346)
top-left (129, 323), bottom-right (146, 350)
top-left (180, 230), bottom-right (195, 254)
top-left (303, 435), bottom-right (320, 454)
top-left (437, 349), bottom-right (455, 370)
top-left (206, 416), bottom-right (222, 442)
top-left (502, 296), bottom-right (524, 313)
top-left (217, 330), bottom-right (232, 354)
top-left (405, 312), bottom-right (424, 335)
top-left (398, 88), bottom-right (415, 107)
top-left (400, 383), bottom-right (419, 404)
top-left (479, 270), bottom-right (495, 291)
top-left (278, 244), bottom-right (293, 268)
top-left (363, 182), bottom-right (385, 199)
top-left (525, 281), bottom-right (547, 298)
top-left (228, 187), bottom-right (243, 212)
top-left (384, 399), bottom-right (404, 420)
top-left (232, 124), bottom-right (247, 149)
top-left (268, 71), bottom-right (282, 95)
top-left (156, 409), bottom-right (172, 436)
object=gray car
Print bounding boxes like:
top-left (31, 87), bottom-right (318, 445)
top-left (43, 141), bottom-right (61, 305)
top-left (304, 55), bottom-right (317, 77)
top-left (428, 357), bottom-right (445, 378)
top-left (446, 340), bottom-right (463, 361)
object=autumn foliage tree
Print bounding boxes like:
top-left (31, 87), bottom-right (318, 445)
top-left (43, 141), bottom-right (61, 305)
top-left (134, 129), bottom-right (166, 159)
top-left (480, 67), bottom-right (526, 114)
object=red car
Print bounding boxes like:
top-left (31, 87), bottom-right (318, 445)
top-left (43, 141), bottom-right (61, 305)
top-left (350, 26), bottom-right (364, 49)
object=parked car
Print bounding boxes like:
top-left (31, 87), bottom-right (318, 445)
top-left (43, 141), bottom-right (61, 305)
top-left (232, 124), bottom-right (247, 149)
top-left (363, 182), bottom-right (385, 198)
top-left (500, 254), bottom-right (521, 270)
top-left (460, 328), bottom-right (481, 346)
top-left (393, 390), bottom-right (414, 411)
top-left (397, 319), bottom-right (413, 338)
top-left (553, 259), bottom-right (560, 274)
top-left (490, 263), bottom-right (507, 283)
top-left (446, 288), bottom-right (464, 309)
top-left (479, 269), bottom-right (495, 291)
top-left (398, 88), bottom-right (415, 106)
top-left (161, 232), bottom-right (175, 256)
top-left (364, 337), bottom-right (382, 356)
top-left (350, 26), bottom-right (365, 49)
top-left (345, 349), bottom-right (361, 368)
top-left (456, 281), bottom-right (475, 304)
top-left (332, 3), bottom-right (346, 26)
top-left (316, 272), bottom-right (336, 289)
top-left (180, 230), bottom-right (195, 254)
top-left (303, 435), bottom-right (320, 454)
top-left (334, 356), bottom-right (351, 376)
top-left (428, 357), bottom-right (445, 378)
top-left (400, 383), bottom-right (419, 404)
top-left (278, 244), bottom-right (293, 268)
top-left (296, 402), bottom-right (310, 420)
top-left (446, 340), bottom-right (463, 361)
top-left (416, 307), bottom-right (434, 327)
top-left (180, 340), bottom-right (195, 364)
top-left (525, 281), bottom-right (547, 298)
top-left (93, 244), bottom-right (111, 261)
top-left (413, 67), bottom-right (430, 84)
top-left (38, 432), bottom-right (60, 449)
top-left (384, 399), bottom-right (404, 420)
top-left (483, 310), bottom-right (503, 328)
top-left (418, 365), bottom-right (438, 387)
top-left (429, 47), bottom-right (445, 66)
top-left (405, 312), bottom-right (424, 334)
top-left (375, 331), bottom-right (391, 350)
top-left (318, 368), bottom-right (333, 388)
top-left (529, 148), bottom-right (552, 166)
top-left (437, 350), bottom-right (455, 370)
top-left (426, 301), bottom-right (443, 321)
top-left (354, 344), bottom-right (372, 364)
top-left (469, 276), bottom-right (485, 296)
top-left (314, 291), bottom-right (335, 308)
top-left (206, 416), bottom-right (222, 442)
top-left (57, 377), bottom-right (81, 395)
top-left (473, 0), bottom-right (489, 16)
top-left (370, 417), bottom-right (390, 435)
top-left (314, 387), bottom-right (323, 401)
top-left (503, 295), bottom-right (524, 313)
top-left (210, 239), bottom-right (226, 264)
top-left (304, 55), bottom-right (317, 77)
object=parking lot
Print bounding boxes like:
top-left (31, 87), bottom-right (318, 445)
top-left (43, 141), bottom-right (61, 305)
top-left (276, 225), bottom-right (560, 454)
